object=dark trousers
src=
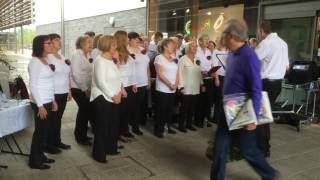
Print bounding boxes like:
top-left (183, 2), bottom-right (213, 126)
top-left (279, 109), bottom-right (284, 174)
top-left (257, 79), bottom-right (282, 156)
top-left (179, 94), bottom-right (197, 129)
top-left (132, 86), bottom-right (147, 130)
top-left (92, 96), bottom-right (119, 160)
top-left (71, 88), bottom-right (92, 142)
top-left (119, 86), bottom-right (134, 136)
top-left (47, 93), bottom-right (68, 148)
top-left (154, 91), bottom-right (175, 133)
top-left (196, 79), bottom-right (215, 125)
top-left (213, 76), bottom-right (224, 124)
top-left (29, 102), bottom-right (53, 166)
top-left (210, 117), bottom-right (276, 180)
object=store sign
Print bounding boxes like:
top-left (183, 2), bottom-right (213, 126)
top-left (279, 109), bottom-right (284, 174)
top-left (185, 20), bottom-right (191, 35)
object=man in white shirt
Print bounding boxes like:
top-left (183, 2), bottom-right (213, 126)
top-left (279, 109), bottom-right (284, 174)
top-left (195, 35), bottom-right (214, 128)
top-left (255, 20), bottom-right (289, 158)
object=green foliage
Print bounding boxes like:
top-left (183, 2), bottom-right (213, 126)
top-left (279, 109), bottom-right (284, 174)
top-left (16, 28), bottom-right (36, 49)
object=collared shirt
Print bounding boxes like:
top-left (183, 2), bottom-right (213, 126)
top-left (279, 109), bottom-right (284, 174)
top-left (131, 49), bottom-right (150, 87)
top-left (223, 44), bottom-right (262, 118)
top-left (119, 57), bottom-right (136, 87)
top-left (28, 57), bottom-right (55, 107)
top-left (255, 33), bottom-right (289, 80)
top-left (70, 49), bottom-right (93, 91)
top-left (178, 55), bottom-right (203, 95)
top-left (90, 55), bottom-right (121, 103)
top-left (212, 50), bottom-right (228, 76)
top-left (155, 54), bottom-right (178, 93)
top-left (195, 46), bottom-right (214, 72)
top-left (48, 53), bottom-right (71, 94)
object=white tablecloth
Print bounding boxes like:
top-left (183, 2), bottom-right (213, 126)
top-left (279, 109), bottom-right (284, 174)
top-left (0, 102), bottom-right (33, 137)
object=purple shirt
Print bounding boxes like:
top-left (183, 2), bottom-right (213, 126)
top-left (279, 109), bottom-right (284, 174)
top-left (223, 43), bottom-right (262, 119)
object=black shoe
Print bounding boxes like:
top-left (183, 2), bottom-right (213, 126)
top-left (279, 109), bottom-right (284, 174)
top-left (168, 129), bottom-right (176, 134)
top-left (93, 157), bottom-right (107, 163)
top-left (29, 163), bottom-right (50, 170)
top-left (56, 142), bottom-right (71, 150)
top-left (108, 151), bottom-right (120, 156)
top-left (119, 136), bottom-right (130, 143)
top-left (207, 122), bottom-right (212, 127)
top-left (118, 145), bottom-right (124, 149)
top-left (123, 132), bottom-right (135, 138)
top-left (45, 147), bottom-right (62, 154)
top-left (85, 136), bottom-right (93, 141)
top-left (132, 129), bottom-right (143, 136)
top-left (178, 128), bottom-right (187, 133)
top-left (77, 140), bottom-right (92, 146)
top-left (187, 126), bottom-right (196, 131)
top-left (154, 132), bottom-right (164, 138)
top-left (43, 158), bottom-right (55, 164)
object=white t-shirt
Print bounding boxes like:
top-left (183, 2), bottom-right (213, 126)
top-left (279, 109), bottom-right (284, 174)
top-left (255, 33), bottom-right (289, 80)
top-left (212, 50), bottom-right (228, 77)
top-left (155, 54), bottom-right (178, 93)
top-left (48, 53), bottom-right (71, 94)
top-left (119, 57), bottom-right (136, 87)
top-left (90, 55), bottom-right (121, 103)
top-left (91, 48), bottom-right (101, 61)
top-left (70, 49), bottom-right (93, 91)
top-left (28, 57), bottom-right (55, 107)
top-left (195, 46), bottom-right (214, 72)
top-left (134, 51), bottom-right (150, 87)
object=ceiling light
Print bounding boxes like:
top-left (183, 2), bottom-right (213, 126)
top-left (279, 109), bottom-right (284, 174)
top-left (186, 9), bottom-right (190, 13)
top-left (207, 12), bottom-right (212, 15)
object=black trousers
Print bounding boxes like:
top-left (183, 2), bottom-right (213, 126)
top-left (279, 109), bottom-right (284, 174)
top-left (119, 86), bottom-right (134, 136)
top-left (179, 94), bottom-right (197, 129)
top-left (196, 79), bottom-right (215, 125)
top-left (71, 88), bottom-right (92, 142)
top-left (47, 93), bottom-right (68, 148)
top-left (92, 96), bottom-right (119, 160)
top-left (213, 76), bottom-right (225, 124)
top-left (154, 91), bottom-right (175, 133)
top-left (132, 86), bottom-right (148, 130)
top-left (29, 102), bottom-right (53, 166)
top-left (257, 79), bottom-right (282, 156)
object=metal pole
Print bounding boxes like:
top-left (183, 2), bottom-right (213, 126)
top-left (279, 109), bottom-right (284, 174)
top-left (146, 0), bottom-right (149, 36)
top-left (21, 25), bottom-right (24, 54)
top-left (61, 0), bottom-right (65, 55)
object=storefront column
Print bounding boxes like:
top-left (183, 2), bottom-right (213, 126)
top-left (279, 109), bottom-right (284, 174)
top-left (148, 0), bottom-right (157, 38)
top-left (191, 0), bottom-right (199, 36)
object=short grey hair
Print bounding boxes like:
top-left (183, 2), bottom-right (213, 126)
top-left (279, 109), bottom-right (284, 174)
top-left (198, 34), bottom-right (209, 42)
top-left (222, 19), bottom-right (248, 41)
top-left (184, 41), bottom-right (196, 54)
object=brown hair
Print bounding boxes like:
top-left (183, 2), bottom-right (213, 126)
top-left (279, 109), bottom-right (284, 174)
top-left (93, 34), bottom-right (103, 48)
top-left (98, 35), bottom-right (116, 53)
top-left (260, 20), bottom-right (272, 34)
top-left (114, 30), bottom-right (129, 64)
top-left (157, 38), bottom-right (174, 54)
top-left (75, 35), bottom-right (91, 49)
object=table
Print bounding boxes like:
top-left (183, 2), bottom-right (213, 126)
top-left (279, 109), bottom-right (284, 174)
top-left (0, 99), bottom-right (34, 168)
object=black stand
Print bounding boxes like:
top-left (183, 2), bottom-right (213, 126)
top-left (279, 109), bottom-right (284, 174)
top-left (0, 134), bottom-right (30, 169)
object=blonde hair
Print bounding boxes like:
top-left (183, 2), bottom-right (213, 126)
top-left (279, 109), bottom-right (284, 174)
top-left (114, 30), bottom-right (129, 64)
top-left (98, 35), bottom-right (116, 53)
top-left (93, 34), bottom-right (103, 48)
top-left (157, 38), bottom-right (174, 54)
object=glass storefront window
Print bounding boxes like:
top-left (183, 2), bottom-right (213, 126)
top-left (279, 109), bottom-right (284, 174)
top-left (269, 17), bottom-right (314, 62)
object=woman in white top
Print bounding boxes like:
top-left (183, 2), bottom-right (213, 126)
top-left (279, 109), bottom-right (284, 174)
top-left (46, 33), bottom-right (71, 153)
top-left (127, 32), bottom-right (151, 136)
top-left (154, 38), bottom-right (179, 138)
top-left (114, 30), bottom-right (137, 142)
top-left (178, 41), bottom-right (205, 132)
top-left (28, 35), bottom-right (58, 170)
top-left (70, 35), bottom-right (94, 145)
top-left (91, 34), bottom-right (102, 60)
top-left (90, 35), bottom-right (122, 163)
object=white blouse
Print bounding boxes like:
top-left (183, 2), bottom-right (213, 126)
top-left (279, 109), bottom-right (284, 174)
top-left (48, 53), bottom-right (71, 94)
top-left (155, 54), bottom-right (178, 93)
top-left (131, 49), bottom-right (150, 87)
top-left (91, 48), bottom-right (101, 61)
top-left (90, 55), bottom-right (121, 103)
top-left (28, 57), bottom-right (55, 107)
top-left (70, 49), bottom-right (93, 91)
top-left (119, 57), bottom-right (136, 87)
top-left (178, 55), bottom-right (203, 95)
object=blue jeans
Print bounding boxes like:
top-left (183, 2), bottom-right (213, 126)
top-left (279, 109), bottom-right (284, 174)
top-left (210, 117), bottom-right (276, 180)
